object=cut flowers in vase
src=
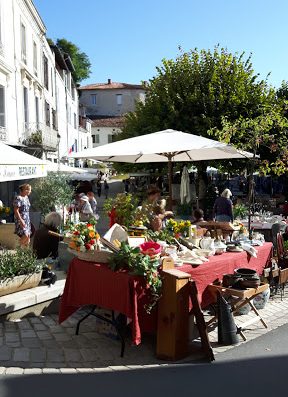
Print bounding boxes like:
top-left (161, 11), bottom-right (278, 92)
top-left (166, 219), bottom-right (191, 237)
top-left (67, 221), bottom-right (100, 252)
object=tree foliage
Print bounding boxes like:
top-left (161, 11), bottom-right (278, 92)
top-left (211, 109), bottom-right (288, 175)
top-left (119, 46), bottom-right (288, 175)
top-left (122, 46), bottom-right (274, 140)
top-left (55, 38), bottom-right (91, 83)
top-left (31, 173), bottom-right (74, 215)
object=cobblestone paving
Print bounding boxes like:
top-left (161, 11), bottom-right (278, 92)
top-left (0, 291), bottom-right (287, 374)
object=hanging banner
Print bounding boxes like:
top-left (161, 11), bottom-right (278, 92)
top-left (0, 164), bottom-right (47, 182)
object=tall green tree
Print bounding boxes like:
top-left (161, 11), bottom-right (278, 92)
top-left (211, 109), bottom-right (288, 176)
top-left (122, 46), bottom-right (275, 141)
top-left (55, 38), bottom-right (91, 84)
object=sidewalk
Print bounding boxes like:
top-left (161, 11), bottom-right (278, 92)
top-left (0, 287), bottom-right (288, 374)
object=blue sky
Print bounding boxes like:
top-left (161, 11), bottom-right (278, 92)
top-left (33, 0), bottom-right (288, 88)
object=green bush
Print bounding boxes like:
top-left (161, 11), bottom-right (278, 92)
top-left (0, 247), bottom-right (43, 280)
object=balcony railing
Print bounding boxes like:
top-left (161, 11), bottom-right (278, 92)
top-left (0, 126), bottom-right (7, 142)
top-left (22, 122), bottom-right (58, 151)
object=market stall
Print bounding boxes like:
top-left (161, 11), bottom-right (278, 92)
top-left (59, 242), bottom-right (272, 345)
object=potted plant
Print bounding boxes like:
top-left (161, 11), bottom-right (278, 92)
top-left (31, 172), bottom-right (75, 219)
top-left (0, 247), bottom-right (43, 296)
top-left (103, 193), bottom-right (139, 228)
top-left (233, 203), bottom-right (249, 220)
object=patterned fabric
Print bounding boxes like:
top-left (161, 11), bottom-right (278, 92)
top-left (13, 195), bottom-right (31, 237)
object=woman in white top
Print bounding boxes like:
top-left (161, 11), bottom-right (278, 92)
top-left (79, 195), bottom-right (94, 222)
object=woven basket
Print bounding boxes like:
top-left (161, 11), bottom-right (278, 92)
top-left (68, 249), bottom-right (113, 263)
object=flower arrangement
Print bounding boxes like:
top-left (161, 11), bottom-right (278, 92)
top-left (67, 222), bottom-right (100, 252)
top-left (0, 206), bottom-right (11, 216)
top-left (108, 241), bottom-right (162, 314)
top-left (166, 219), bottom-right (191, 237)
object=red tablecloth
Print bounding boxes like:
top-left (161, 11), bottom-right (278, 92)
top-left (59, 242), bottom-right (272, 345)
top-left (59, 259), bottom-right (153, 345)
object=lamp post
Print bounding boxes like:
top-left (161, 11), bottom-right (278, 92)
top-left (57, 133), bottom-right (61, 172)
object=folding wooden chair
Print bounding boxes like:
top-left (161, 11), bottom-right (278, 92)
top-left (274, 232), bottom-right (288, 299)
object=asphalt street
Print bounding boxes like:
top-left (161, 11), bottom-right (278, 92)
top-left (0, 323), bottom-right (287, 397)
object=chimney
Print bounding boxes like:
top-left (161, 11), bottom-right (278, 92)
top-left (108, 78), bottom-right (112, 84)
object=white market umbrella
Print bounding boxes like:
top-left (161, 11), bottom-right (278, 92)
top-left (69, 172), bottom-right (98, 181)
top-left (0, 142), bottom-right (47, 182)
top-left (46, 160), bottom-right (87, 173)
top-left (70, 129), bottom-right (253, 208)
top-left (180, 166), bottom-right (191, 204)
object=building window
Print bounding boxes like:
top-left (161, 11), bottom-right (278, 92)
top-left (108, 134), bottom-right (113, 143)
top-left (95, 134), bottom-right (100, 144)
top-left (52, 109), bottom-right (57, 130)
top-left (43, 55), bottom-right (49, 90)
top-left (51, 68), bottom-right (54, 97)
top-left (67, 105), bottom-right (71, 124)
top-left (0, 4), bottom-right (3, 53)
top-left (116, 94), bottom-right (122, 105)
top-left (33, 41), bottom-right (38, 75)
top-left (21, 23), bottom-right (26, 63)
top-left (74, 113), bottom-right (77, 129)
top-left (23, 87), bottom-right (29, 126)
top-left (45, 101), bottom-right (50, 126)
top-left (72, 85), bottom-right (75, 100)
top-left (0, 85), bottom-right (5, 128)
top-left (35, 97), bottom-right (39, 129)
top-left (91, 94), bottom-right (97, 105)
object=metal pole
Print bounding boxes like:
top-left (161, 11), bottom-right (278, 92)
top-left (168, 155), bottom-right (173, 210)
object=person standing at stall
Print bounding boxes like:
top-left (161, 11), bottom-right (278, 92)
top-left (213, 188), bottom-right (234, 222)
top-left (104, 180), bottom-right (109, 199)
top-left (13, 183), bottom-right (32, 246)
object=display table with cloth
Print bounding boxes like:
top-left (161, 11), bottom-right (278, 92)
top-left (59, 242), bottom-right (272, 345)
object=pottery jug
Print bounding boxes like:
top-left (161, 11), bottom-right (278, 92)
top-left (200, 237), bottom-right (215, 251)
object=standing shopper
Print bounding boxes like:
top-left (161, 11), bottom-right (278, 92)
top-left (104, 180), bottom-right (109, 198)
top-left (213, 188), bottom-right (234, 222)
top-left (13, 183), bottom-right (32, 246)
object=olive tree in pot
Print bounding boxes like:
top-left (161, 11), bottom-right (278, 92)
top-left (31, 172), bottom-right (75, 222)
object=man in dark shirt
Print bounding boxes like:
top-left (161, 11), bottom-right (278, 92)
top-left (33, 212), bottom-right (63, 259)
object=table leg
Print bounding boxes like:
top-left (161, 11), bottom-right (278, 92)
top-left (248, 300), bottom-right (268, 329)
top-left (75, 306), bottom-right (126, 357)
top-left (76, 305), bottom-right (96, 335)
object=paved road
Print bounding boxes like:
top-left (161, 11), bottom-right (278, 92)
top-left (0, 323), bottom-right (287, 397)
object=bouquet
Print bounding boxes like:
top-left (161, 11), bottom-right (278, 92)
top-left (166, 219), bottom-right (191, 238)
top-left (67, 222), bottom-right (100, 252)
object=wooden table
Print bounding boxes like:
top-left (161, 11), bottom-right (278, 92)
top-left (207, 283), bottom-right (269, 340)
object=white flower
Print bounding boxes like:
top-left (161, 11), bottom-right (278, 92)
top-left (79, 246), bottom-right (86, 252)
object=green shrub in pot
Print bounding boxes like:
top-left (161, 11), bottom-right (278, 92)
top-left (0, 247), bottom-right (43, 280)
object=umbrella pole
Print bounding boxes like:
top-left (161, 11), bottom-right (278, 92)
top-left (168, 155), bottom-right (173, 210)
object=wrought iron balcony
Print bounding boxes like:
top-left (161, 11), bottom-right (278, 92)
top-left (22, 122), bottom-right (58, 151)
top-left (0, 126), bottom-right (7, 142)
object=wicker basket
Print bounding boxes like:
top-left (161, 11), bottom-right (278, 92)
top-left (68, 248), bottom-right (113, 263)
